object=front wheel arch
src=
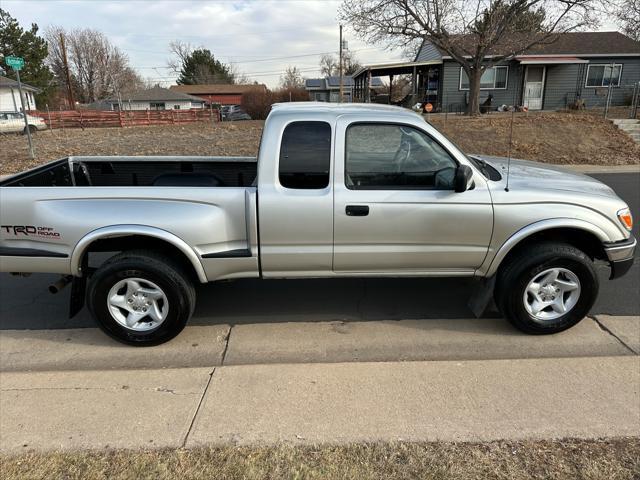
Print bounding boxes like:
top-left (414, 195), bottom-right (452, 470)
top-left (487, 224), bottom-right (609, 278)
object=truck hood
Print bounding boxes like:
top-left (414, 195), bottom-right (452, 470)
top-left (472, 155), bottom-right (617, 198)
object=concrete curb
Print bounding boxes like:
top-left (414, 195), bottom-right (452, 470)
top-left (2, 316), bottom-right (637, 372)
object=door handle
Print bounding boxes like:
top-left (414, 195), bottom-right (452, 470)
top-left (346, 205), bottom-right (369, 216)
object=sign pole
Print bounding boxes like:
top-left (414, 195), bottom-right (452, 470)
top-left (15, 68), bottom-right (35, 160)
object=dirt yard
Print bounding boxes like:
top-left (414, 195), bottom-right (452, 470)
top-left (429, 111), bottom-right (639, 165)
top-left (1, 112), bottom-right (638, 176)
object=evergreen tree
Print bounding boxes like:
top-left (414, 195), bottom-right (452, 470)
top-left (0, 8), bottom-right (54, 108)
top-left (177, 48), bottom-right (234, 85)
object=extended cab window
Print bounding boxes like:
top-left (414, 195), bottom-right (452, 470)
top-left (345, 123), bottom-right (458, 190)
top-left (279, 121), bottom-right (331, 189)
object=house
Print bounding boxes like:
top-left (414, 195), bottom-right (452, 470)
top-left (0, 75), bottom-right (40, 112)
top-left (169, 84), bottom-right (267, 106)
top-left (305, 75), bottom-right (385, 102)
top-left (101, 86), bottom-right (206, 111)
top-left (352, 32), bottom-right (640, 111)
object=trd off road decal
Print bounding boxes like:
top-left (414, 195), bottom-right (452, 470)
top-left (1, 225), bottom-right (62, 239)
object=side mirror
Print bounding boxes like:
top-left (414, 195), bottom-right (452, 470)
top-left (454, 165), bottom-right (473, 193)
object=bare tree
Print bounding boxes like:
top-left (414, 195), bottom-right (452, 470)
top-left (319, 51), bottom-right (362, 76)
top-left (280, 66), bottom-right (305, 89)
top-left (167, 40), bottom-right (192, 75)
top-left (319, 54), bottom-right (339, 76)
top-left (614, 0), bottom-right (640, 41)
top-left (340, 0), bottom-right (599, 114)
top-left (46, 27), bottom-right (143, 103)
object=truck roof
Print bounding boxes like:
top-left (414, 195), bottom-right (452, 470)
top-left (270, 102), bottom-right (422, 119)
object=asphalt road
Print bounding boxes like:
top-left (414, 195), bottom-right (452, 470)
top-left (0, 172), bottom-right (637, 331)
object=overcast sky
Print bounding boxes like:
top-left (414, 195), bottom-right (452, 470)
top-left (3, 0), bottom-right (410, 88)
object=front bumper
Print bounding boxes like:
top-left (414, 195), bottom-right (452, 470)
top-left (603, 235), bottom-right (636, 279)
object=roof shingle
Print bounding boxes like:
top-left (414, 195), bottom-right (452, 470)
top-left (417, 31), bottom-right (640, 59)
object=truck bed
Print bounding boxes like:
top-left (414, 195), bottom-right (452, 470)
top-left (0, 156), bottom-right (257, 188)
top-left (0, 156), bottom-right (260, 282)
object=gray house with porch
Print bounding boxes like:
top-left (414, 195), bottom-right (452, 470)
top-left (352, 32), bottom-right (640, 112)
top-left (305, 75), bottom-right (384, 103)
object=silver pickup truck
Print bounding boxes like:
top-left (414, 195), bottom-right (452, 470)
top-left (0, 103), bottom-right (635, 345)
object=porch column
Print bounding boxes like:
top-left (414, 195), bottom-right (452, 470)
top-left (412, 66), bottom-right (417, 100)
top-left (389, 74), bottom-right (393, 104)
top-left (366, 70), bottom-right (371, 103)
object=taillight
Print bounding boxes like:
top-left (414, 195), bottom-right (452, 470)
top-left (617, 208), bottom-right (633, 231)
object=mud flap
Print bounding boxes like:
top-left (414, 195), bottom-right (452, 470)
top-left (468, 276), bottom-right (496, 318)
top-left (69, 255), bottom-right (88, 319)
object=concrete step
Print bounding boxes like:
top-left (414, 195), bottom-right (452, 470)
top-left (617, 124), bottom-right (640, 132)
top-left (612, 118), bottom-right (639, 125)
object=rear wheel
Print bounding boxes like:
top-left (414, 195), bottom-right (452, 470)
top-left (87, 251), bottom-right (195, 346)
top-left (23, 125), bottom-right (37, 135)
top-left (495, 242), bottom-right (598, 334)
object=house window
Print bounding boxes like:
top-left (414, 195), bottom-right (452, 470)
top-left (150, 102), bottom-right (166, 110)
top-left (585, 64), bottom-right (622, 88)
top-left (174, 105), bottom-right (181, 110)
top-left (459, 66), bottom-right (508, 90)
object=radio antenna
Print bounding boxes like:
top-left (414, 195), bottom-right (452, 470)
top-left (504, 106), bottom-right (515, 192)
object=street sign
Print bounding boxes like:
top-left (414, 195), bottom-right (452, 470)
top-left (5, 56), bottom-right (24, 71)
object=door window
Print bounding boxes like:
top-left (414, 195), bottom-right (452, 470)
top-left (279, 121), bottom-right (331, 189)
top-left (345, 123), bottom-right (458, 190)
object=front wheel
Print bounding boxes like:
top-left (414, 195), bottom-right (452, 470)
top-left (87, 251), bottom-right (196, 346)
top-left (495, 242), bottom-right (599, 334)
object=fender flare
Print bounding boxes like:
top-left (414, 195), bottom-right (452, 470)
top-left (482, 218), bottom-right (610, 278)
top-left (70, 225), bottom-right (208, 283)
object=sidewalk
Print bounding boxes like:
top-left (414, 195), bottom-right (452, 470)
top-left (1, 315), bottom-right (637, 453)
top-left (1, 356), bottom-right (638, 453)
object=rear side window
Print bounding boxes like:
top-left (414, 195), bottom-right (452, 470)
top-left (279, 121), bottom-right (331, 189)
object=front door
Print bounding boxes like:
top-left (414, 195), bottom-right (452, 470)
top-left (523, 66), bottom-right (545, 110)
top-left (333, 117), bottom-right (493, 275)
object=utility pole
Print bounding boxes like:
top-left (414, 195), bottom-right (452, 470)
top-left (60, 32), bottom-right (75, 109)
top-left (339, 24), bottom-right (343, 103)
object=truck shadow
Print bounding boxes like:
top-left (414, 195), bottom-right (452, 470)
top-left (191, 277), bottom-right (499, 326)
top-left (0, 273), bottom-right (499, 330)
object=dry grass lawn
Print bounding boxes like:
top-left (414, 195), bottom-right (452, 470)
top-left (430, 112), bottom-right (640, 166)
top-left (2, 439), bottom-right (639, 480)
top-left (1, 112), bottom-right (638, 176)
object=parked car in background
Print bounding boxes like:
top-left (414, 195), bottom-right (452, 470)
top-left (221, 105), bottom-right (251, 121)
top-left (0, 112), bottom-right (48, 134)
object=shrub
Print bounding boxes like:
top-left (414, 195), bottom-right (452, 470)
top-left (241, 87), bottom-right (310, 120)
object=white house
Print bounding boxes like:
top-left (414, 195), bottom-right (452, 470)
top-left (0, 75), bottom-right (39, 112)
top-left (99, 86), bottom-right (206, 111)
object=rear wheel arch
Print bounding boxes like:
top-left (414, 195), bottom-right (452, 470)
top-left (71, 226), bottom-right (207, 283)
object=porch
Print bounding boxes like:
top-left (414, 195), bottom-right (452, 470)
top-left (352, 60), bottom-right (443, 109)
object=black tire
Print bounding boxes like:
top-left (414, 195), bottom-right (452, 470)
top-left (87, 250), bottom-right (196, 346)
top-left (495, 242), bottom-right (598, 334)
top-left (23, 125), bottom-right (37, 135)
